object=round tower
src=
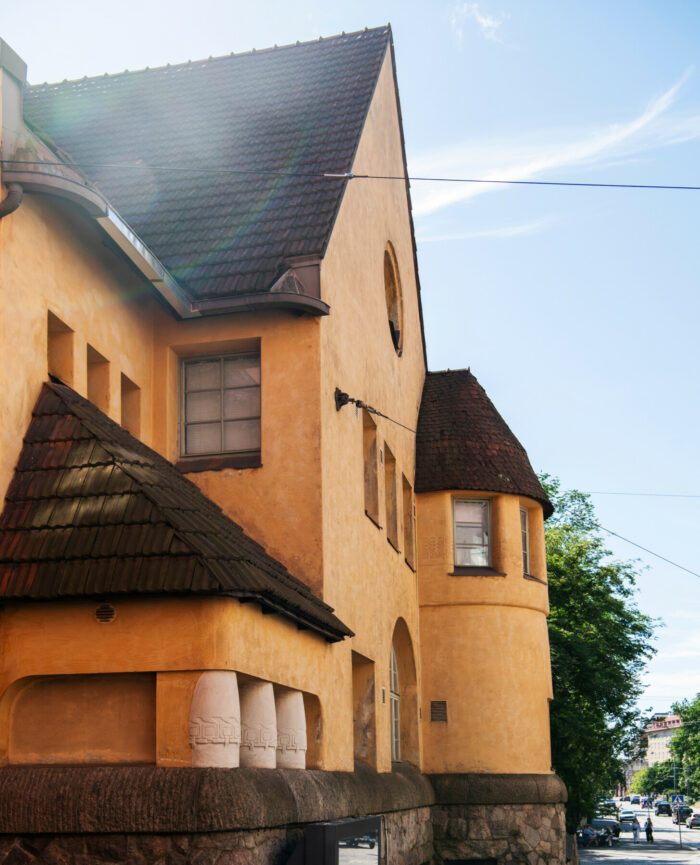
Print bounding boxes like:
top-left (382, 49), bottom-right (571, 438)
top-left (415, 369), bottom-right (555, 775)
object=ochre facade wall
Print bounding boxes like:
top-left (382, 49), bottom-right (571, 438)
top-left (417, 490), bottom-right (553, 774)
top-left (319, 49), bottom-right (426, 773)
top-left (0, 597), bottom-right (350, 769)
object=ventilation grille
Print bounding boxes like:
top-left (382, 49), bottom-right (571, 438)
top-left (430, 700), bottom-right (448, 722)
top-left (95, 603), bottom-right (116, 623)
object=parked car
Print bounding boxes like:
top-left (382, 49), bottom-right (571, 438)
top-left (673, 805), bottom-right (693, 824)
top-left (619, 811), bottom-right (636, 829)
top-left (656, 802), bottom-right (672, 816)
top-left (686, 813), bottom-right (700, 829)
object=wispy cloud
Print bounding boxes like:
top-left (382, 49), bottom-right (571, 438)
top-left (417, 217), bottom-right (553, 243)
top-left (451, 2), bottom-right (508, 45)
top-left (410, 69), bottom-right (697, 217)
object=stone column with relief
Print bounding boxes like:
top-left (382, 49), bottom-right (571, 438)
top-left (188, 670), bottom-right (241, 767)
top-left (275, 688), bottom-right (307, 769)
top-left (239, 681), bottom-right (277, 768)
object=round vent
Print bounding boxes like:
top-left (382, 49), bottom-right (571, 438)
top-left (95, 603), bottom-right (116, 623)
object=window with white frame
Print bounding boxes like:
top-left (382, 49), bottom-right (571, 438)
top-left (453, 499), bottom-right (490, 567)
top-left (181, 353), bottom-right (260, 457)
top-left (520, 507), bottom-right (530, 575)
top-left (390, 645), bottom-right (401, 762)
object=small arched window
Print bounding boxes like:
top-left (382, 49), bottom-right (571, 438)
top-left (390, 645), bottom-right (401, 761)
top-left (384, 244), bottom-right (403, 355)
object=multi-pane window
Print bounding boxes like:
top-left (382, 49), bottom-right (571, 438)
top-left (182, 354), bottom-right (260, 457)
top-left (390, 645), bottom-right (401, 762)
top-left (520, 507), bottom-right (530, 575)
top-left (453, 499), bottom-right (490, 567)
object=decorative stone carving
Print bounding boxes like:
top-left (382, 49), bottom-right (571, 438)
top-left (239, 681), bottom-right (277, 768)
top-left (275, 689), bottom-right (307, 769)
top-left (189, 671), bottom-right (241, 768)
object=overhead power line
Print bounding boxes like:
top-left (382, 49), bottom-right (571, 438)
top-left (588, 491), bottom-right (700, 499)
top-left (2, 159), bottom-right (699, 192)
top-left (600, 526), bottom-right (700, 580)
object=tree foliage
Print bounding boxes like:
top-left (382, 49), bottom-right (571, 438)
top-left (541, 475), bottom-right (656, 828)
top-left (630, 760), bottom-right (676, 796)
top-left (670, 693), bottom-right (700, 800)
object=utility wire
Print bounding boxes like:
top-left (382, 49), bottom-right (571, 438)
top-left (2, 159), bottom-right (699, 192)
top-left (587, 492), bottom-right (700, 499)
top-left (600, 526), bottom-right (700, 580)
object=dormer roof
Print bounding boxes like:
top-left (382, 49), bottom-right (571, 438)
top-left (0, 382), bottom-right (352, 642)
top-left (415, 369), bottom-right (553, 518)
top-left (20, 27), bottom-right (391, 308)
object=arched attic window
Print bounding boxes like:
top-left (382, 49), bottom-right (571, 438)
top-left (384, 243), bottom-right (403, 355)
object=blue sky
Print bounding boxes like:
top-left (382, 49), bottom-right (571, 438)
top-left (1, 0), bottom-right (698, 715)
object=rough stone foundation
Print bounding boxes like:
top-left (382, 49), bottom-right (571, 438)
top-left (0, 766), bottom-right (565, 865)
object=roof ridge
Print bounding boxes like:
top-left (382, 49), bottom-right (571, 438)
top-left (28, 25), bottom-right (391, 90)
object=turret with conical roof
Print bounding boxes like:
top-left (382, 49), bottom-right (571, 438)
top-left (415, 369), bottom-right (554, 775)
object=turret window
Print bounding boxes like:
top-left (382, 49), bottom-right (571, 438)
top-left (453, 499), bottom-right (490, 567)
top-left (520, 507), bottom-right (530, 575)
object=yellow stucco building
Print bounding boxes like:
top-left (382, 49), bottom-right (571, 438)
top-left (0, 27), bottom-right (566, 865)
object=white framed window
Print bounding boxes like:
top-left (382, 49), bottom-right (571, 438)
top-left (453, 499), bottom-right (490, 567)
top-left (181, 353), bottom-right (260, 457)
top-left (390, 645), bottom-right (401, 762)
top-left (520, 507), bottom-right (530, 575)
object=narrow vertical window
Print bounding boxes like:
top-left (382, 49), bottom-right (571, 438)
top-left (520, 507), bottom-right (530, 575)
top-left (120, 373), bottom-right (141, 437)
top-left (87, 345), bottom-right (110, 413)
top-left (384, 445), bottom-right (398, 549)
top-left (363, 410), bottom-right (379, 525)
top-left (453, 499), bottom-right (490, 567)
top-left (47, 312), bottom-right (74, 385)
top-left (181, 353), bottom-right (260, 457)
top-left (402, 475), bottom-right (415, 568)
top-left (390, 645), bottom-right (401, 762)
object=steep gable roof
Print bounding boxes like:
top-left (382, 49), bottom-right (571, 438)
top-left (415, 369), bottom-right (553, 517)
top-left (22, 27), bottom-right (390, 305)
top-left (0, 382), bottom-right (352, 642)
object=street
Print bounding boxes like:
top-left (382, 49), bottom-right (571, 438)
top-left (581, 807), bottom-right (700, 865)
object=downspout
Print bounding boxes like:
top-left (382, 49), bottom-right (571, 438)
top-left (0, 183), bottom-right (22, 219)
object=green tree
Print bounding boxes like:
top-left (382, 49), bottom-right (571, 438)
top-left (541, 475), bottom-right (656, 829)
top-left (630, 760), bottom-right (675, 796)
top-left (670, 693), bottom-right (700, 801)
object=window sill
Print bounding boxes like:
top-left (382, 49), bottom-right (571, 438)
top-left (176, 453), bottom-right (262, 473)
top-left (387, 537), bottom-right (401, 554)
top-left (524, 573), bottom-right (547, 585)
top-left (449, 566), bottom-right (506, 577)
top-left (364, 510), bottom-right (382, 530)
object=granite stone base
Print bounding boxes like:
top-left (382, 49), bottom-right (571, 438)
top-left (0, 766), bottom-right (565, 865)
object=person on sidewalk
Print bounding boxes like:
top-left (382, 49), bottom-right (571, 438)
top-left (644, 816), bottom-right (654, 843)
top-left (632, 816), bottom-right (641, 843)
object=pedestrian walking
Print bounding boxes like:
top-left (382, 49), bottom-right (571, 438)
top-left (644, 816), bottom-right (654, 843)
top-left (632, 817), bottom-right (640, 843)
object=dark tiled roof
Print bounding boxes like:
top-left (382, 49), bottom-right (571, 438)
top-left (23, 28), bottom-right (390, 301)
top-left (415, 370), bottom-right (553, 517)
top-left (0, 383), bottom-right (351, 642)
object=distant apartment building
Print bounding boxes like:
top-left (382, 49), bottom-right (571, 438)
top-left (645, 713), bottom-right (682, 765)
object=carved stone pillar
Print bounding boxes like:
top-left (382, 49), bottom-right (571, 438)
top-left (239, 681), bottom-right (277, 768)
top-left (188, 670), bottom-right (241, 768)
top-left (275, 688), bottom-right (307, 769)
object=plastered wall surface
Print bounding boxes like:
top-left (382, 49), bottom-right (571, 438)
top-left (0, 597), bottom-right (346, 768)
top-left (0, 194), bottom-right (157, 509)
top-left (319, 48), bottom-right (426, 772)
top-left (417, 490), bottom-right (553, 774)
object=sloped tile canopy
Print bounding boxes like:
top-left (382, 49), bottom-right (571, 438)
top-left (22, 27), bottom-right (391, 305)
top-left (0, 383), bottom-right (352, 642)
top-left (415, 369), bottom-right (553, 518)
